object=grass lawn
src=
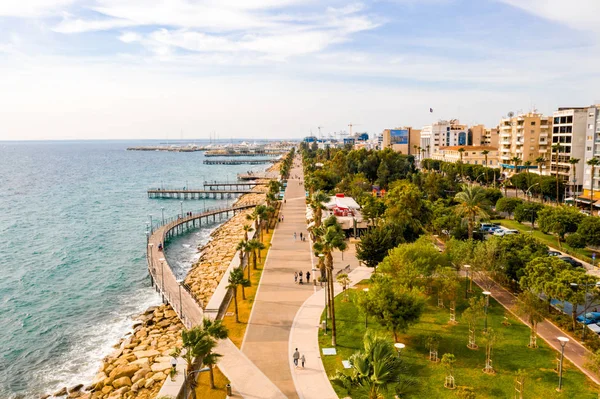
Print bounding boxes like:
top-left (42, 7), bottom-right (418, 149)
top-left (319, 280), bottom-right (600, 399)
top-left (221, 227), bottom-right (274, 347)
top-left (493, 219), bottom-right (595, 263)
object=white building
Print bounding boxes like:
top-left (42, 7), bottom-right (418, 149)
top-left (583, 105), bottom-right (600, 200)
top-left (549, 108), bottom-right (587, 192)
top-left (420, 120), bottom-right (469, 158)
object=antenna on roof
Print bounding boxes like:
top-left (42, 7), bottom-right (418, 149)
top-left (507, 111), bottom-right (514, 118)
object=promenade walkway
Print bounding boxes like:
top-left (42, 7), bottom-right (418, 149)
top-left (290, 266), bottom-right (372, 399)
top-left (474, 275), bottom-right (600, 385)
top-left (242, 157), bottom-right (315, 398)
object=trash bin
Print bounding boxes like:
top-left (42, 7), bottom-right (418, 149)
top-left (226, 384), bottom-right (232, 396)
top-left (322, 320), bottom-right (326, 330)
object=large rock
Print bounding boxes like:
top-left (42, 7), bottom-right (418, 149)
top-left (107, 387), bottom-right (129, 399)
top-left (91, 372), bottom-right (107, 390)
top-left (133, 349), bottom-right (160, 359)
top-left (53, 387), bottom-right (67, 396)
top-left (112, 376), bottom-right (132, 389)
top-left (110, 364), bottom-right (140, 380)
top-left (131, 368), bottom-right (150, 383)
top-left (131, 358), bottom-right (150, 368)
top-left (150, 362), bottom-right (172, 372)
top-left (144, 379), bottom-right (154, 389)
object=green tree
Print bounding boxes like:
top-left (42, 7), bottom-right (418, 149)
top-left (494, 234), bottom-right (548, 283)
top-left (514, 202), bottom-right (545, 227)
top-left (313, 215), bottom-right (348, 346)
top-left (535, 156), bottom-right (546, 200)
top-left (227, 267), bottom-right (249, 322)
top-left (462, 296), bottom-right (485, 349)
top-left (247, 239), bottom-right (265, 270)
top-left (378, 236), bottom-right (448, 288)
top-left (441, 353), bottom-right (456, 389)
top-left (514, 291), bottom-right (546, 348)
top-left (436, 266), bottom-right (460, 322)
top-left (537, 205), bottom-right (583, 247)
top-left (384, 180), bottom-right (430, 234)
top-left (520, 256), bottom-right (572, 311)
top-left (310, 190), bottom-right (329, 230)
top-left (331, 331), bottom-right (418, 399)
top-left (199, 318), bottom-right (228, 389)
top-left (454, 184), bottom-right (489, 239)
top-left (336, 273), bottom-right (351, 301)
top-left (236, 240), bottom-right (251, 281)
top-left (495, 197), bottom-right (523, 219)
top-left (358, 275), bottom-right (425, 342)
top-left (242, 224), bottom-right (254, 242)
top-left (360, 195), bottom-right (386, 226)
top-left (578, 216), bottom-right (600, 247)
top-left (356, 223), bottom-right (404, 269)
top-left (552, 144), bottom-right (562, 204)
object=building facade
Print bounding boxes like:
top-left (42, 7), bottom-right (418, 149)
top-left (420, 119), bottom-right (469, 158)
top-left (430, 146), bottom-right (499, 167)
top-left (382, 127), bottom-right (416, 154)
top-left (498, 112), bottom-right (552, 168)
top-left (548, 108), bottom-right (587, 192)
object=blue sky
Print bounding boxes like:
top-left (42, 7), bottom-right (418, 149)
top-left (1, 0), bottom-right (599, 140)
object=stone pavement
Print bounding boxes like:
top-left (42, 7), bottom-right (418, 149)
top-left (242, 157), bottom-right (316, 398)
top-left (474, 275), bottom-right (600, 385)
top-left (290, 266), bottom-right (373, 399)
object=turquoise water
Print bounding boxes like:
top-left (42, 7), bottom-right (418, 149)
top-left (0, 141), bottom-right (267, 398)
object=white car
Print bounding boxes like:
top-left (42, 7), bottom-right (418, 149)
top-left (493, 229), bottom-right (518, 237)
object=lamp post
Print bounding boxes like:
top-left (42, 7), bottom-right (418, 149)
top-left (161, 207), bottom-right (165, 225)
top-left (483, 291), bottom-right (491, 333)
top-left (394, 343), bottom-right (406, 357)
top-left (526, 182), bottom-right (539, 203)
top-left (148, 243), bottom-right (154, 273)
top-left (557, 336), bottom-right (569, 391)
top-left (363, 288), bottom-right (369, 328)
top-left (319, 253), bottom-right (327, 334)
top-left (180, 201), bottom-right (184, 218)
top-left (177, 278), bottom-right (184, 320)
top-left (159, 257), bottom-right (166, 301)
top-left (464, 265), bottom-right (471, 299)
top-left (149, 214), bottom-right (153, 233)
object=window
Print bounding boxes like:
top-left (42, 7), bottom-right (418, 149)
top-left (531, 121), bottom-right (536, 126)
top-left (566, 136), bottom-right (572, 143)
top-left (530, 146), bottom-right (535, 150)
top-left (474, 161), bottom-right (478, 164)
top-left (554, 117), bottom-right (560, 124)
top-left (531, 130), bottom-right (535, 133)
top-left (560, 116), bottom-right (567, 124)
top-left (553, 126), bottom-right (559, 133)
top-left (567, 115), bottom-right (573, 123)
top-left (553, 136), bottom-right (559, 143)
top-left (588, 147), bottom-right (592, 151)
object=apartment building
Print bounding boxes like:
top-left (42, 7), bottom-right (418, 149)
top-left (420, 120), bottom-right (469, 158)
top-left (581, 105), bottom-right (600, 199)
top-left (498, 112), bottom-right (552, 169)
top-left (382, 127), bottom-right (419, 155)
top-left (548, 108), bottom-right (587, 192)
top-left (483, 126), bottom-right (500, 148)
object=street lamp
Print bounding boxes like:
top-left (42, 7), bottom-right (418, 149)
top-left (148, 243), bottom-right (154, 272)
top-left (394, 343), bottom-right (406, 357)
top-left (526, 182), bottom-right (539, 203)
top-left (464, 265), bottom-right (471, 299)
top-left (557, 336), bottom-right (569, 391)
top-left (483, 291), bottom-right (491, 333)
top-left (319, 253), bottom-right (327, 334)
top-left (177, 278), bottom-right (184, 319)
top-left (180, 201), bottom-right (184, 218)
top-left (161, 207), bottom-right (165, 225)
top-left (159, 257), bottom-right (166, 301)
top-left (148, 214), bottom-right (153, 233)
top-left (363, 288), bottom-right (369, 328)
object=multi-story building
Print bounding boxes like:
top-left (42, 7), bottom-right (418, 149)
top-left (420, 119), bottom-right (469, 158)
top-left (382, 127), bottom-right (418, 155)
top-left (430, 146), bottom-right (500, 167)
top-left (483, 126), bottom-right (500, 148)
top-left (498, 112), bottom-right (552, 170)
top-left (548, 108), bottom-right (587, 192)
top-left (583, 105), bottom-right (600, 200)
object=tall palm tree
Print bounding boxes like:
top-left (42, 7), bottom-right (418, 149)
top-left (454, 184), bottom-right (489, 239)
top-left (587, 157), bottom-right (600, 214)
top-left (552, 144), bottom-right (562, 204)
top-left (200, 318), bottom-right (228, 389)
top-left (311, 190), bottom-right (330, 230)
top-left (236, 240), bottom-right (251, 281)
top-left (535, 156), bottom-right (546, 201)
top-left (247, 239), bottom-right (265, 269)
top-left (227, 267), bottom-right (249, 321)
top-left (510, 156), bottom-right (522, 197)
top-left (331, 331), bottom-right (417, 399)
top-left (313, 216), bottom-right (347, 346)
top-left (568, 158), bottom-right (580, 205)
top-left (481, 150), bottom-right (490, 184)
top-left (242, 224), bottom-right (254, 242)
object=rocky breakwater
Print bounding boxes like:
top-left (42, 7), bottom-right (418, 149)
top-left (184, 208), bottom-right (256, 305)
top-left (48, 305), bottom-right (183, 399)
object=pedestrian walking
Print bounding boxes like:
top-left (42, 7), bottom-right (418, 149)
top-left (299, 271), bottom-right (303, 284)
top-left (301, 354), bottom-right (306, 368)
top-left (294, 232), bottom-right (297, 241)
top-left (300, 232), bottom-right (303, 241)
top-left (293, 348), bottom-right (300, 367)
top-left (294, 272), bottom-right (298, 284)
top-left (306, 271), bottom-right (311, 283)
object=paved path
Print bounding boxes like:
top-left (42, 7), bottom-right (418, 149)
top-left (474, 275), bottom-right (600, 385)
top-left (242, 157), bottom-right (315, 398)
top-left (290, 266), bottom-right (373, 399)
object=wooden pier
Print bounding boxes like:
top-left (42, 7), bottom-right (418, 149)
top-left (146, 203), bottom-right (258, 327)
top-left (204, 152), bottom-right (284, 157)
top-left (148, 188), bottom-right (255, 199)
top-left (203, 181), bottom-right (267, 189)
top-left (203, 159), bottom-right (278, 165)
top-left (238, 172), bottom-right (279, 180)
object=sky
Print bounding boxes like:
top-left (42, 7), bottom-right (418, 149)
top-left (1, 0), bottom-right (600, 140)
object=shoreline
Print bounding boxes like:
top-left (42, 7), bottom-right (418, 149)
top-left (44, 162), bottom-right (281, 399)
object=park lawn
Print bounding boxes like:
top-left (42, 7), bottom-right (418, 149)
top-left (221, 227), bottom-right (274, 348)
top-left (319, 280), bottom-right (600, 399)
top-left (493, 219), bottom-right (595, 263)
top-left (194, 365), bottom-right (230, 399)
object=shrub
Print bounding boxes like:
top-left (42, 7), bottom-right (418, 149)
top-left (566, 233), bottom-right (586, 249)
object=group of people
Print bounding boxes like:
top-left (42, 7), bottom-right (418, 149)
top-left (293, 348), bottom-right (306, 368)
top-left (293, 232), bottom-right (307, 242)
top-left (294, 270), bottom-right (311, 284)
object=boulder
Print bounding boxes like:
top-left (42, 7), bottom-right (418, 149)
top-left (131, 358), bottom-right (150, 368)
top-left (150, 362), bottom-right (172, 372)
top-left (91, 372), bottom-right (107, 390)
top-left (151, 372), bottom-right (165, 382)
top-left (154, 356), bottom-right (171, 363)
top-left (110, 364), bottom-right (140, 380)
top-left (53, 387), bottom-right (67, 396)
top-left (100, 386), bottom-right (113, 395)
top-left (133, 349), bottom-right (160, 359)
top-left (131, 368), bottom-right (150, 383)
top-left (40, 395), bottom-right (50, 399)
top-left (112, 377), bottom-right (132, 389)
top-left (68, 384), bottom-right (83, 393)
top-left (107, 387), bottom-right (129, 399)
top-left (67, 391), bottom-right (80, 398)
top-left (143, 379), bottom-right (154, 389)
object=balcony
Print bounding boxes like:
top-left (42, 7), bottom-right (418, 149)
top-left (539, 149), bottom-right (548, 153)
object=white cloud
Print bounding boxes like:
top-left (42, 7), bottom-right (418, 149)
top-left (118, 31), bottom-right (142, 43)
top-left (499, 0), bottom-right (600, 34)
top-left (0, 0), bottom-right (76, 17)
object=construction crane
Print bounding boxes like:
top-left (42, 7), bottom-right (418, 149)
top-left (317, 126), bottom-right (324, 140)
top-left (348, 123), bottom-right (361, 137)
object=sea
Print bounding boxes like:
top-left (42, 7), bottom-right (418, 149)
top-left (0, 141), bottom-right (269, 398)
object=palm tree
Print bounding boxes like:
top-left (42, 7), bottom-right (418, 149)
top-left (331, 331), bottom-right (418, 399)
top-left (242, 224), bottom-right (254, 242)
top-left (568, 158), bottom-right (580, 204)
top-left (587, 157), bottom-right (600, 214)
top-left (310, 190), bottom-right (330, 230)
top-left (454, 184), bottom-right (489, 239)
top-left (235, 240), bottom-right (251, 281)
top-left (200, 318), bottom-right (228, 389)
top-left (457, 147), bottom-right (465, 180)
top-left (535, 156), bottom-right (546, 201)
top-left (227, 267), bottom-right (249, 321)
top-left (313, 216), bottom-right (347, 346)
top-left (266, 192), bottom-right (277, 207)
top-left (247, 239), bottom-right (265, 269)
top-left (552, 144), bottom-right (562, 204)
top-left (481, 150), bottom-right (490, 184)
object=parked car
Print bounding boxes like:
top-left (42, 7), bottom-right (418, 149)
top-left (548, 250), bottom-right (562, 257)
top-left (503, 229), bottom-right (519, 235)
top-left (577, 312), bottom-right (600, 325)
top-left (558, 256), bottom-right (583, 268)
